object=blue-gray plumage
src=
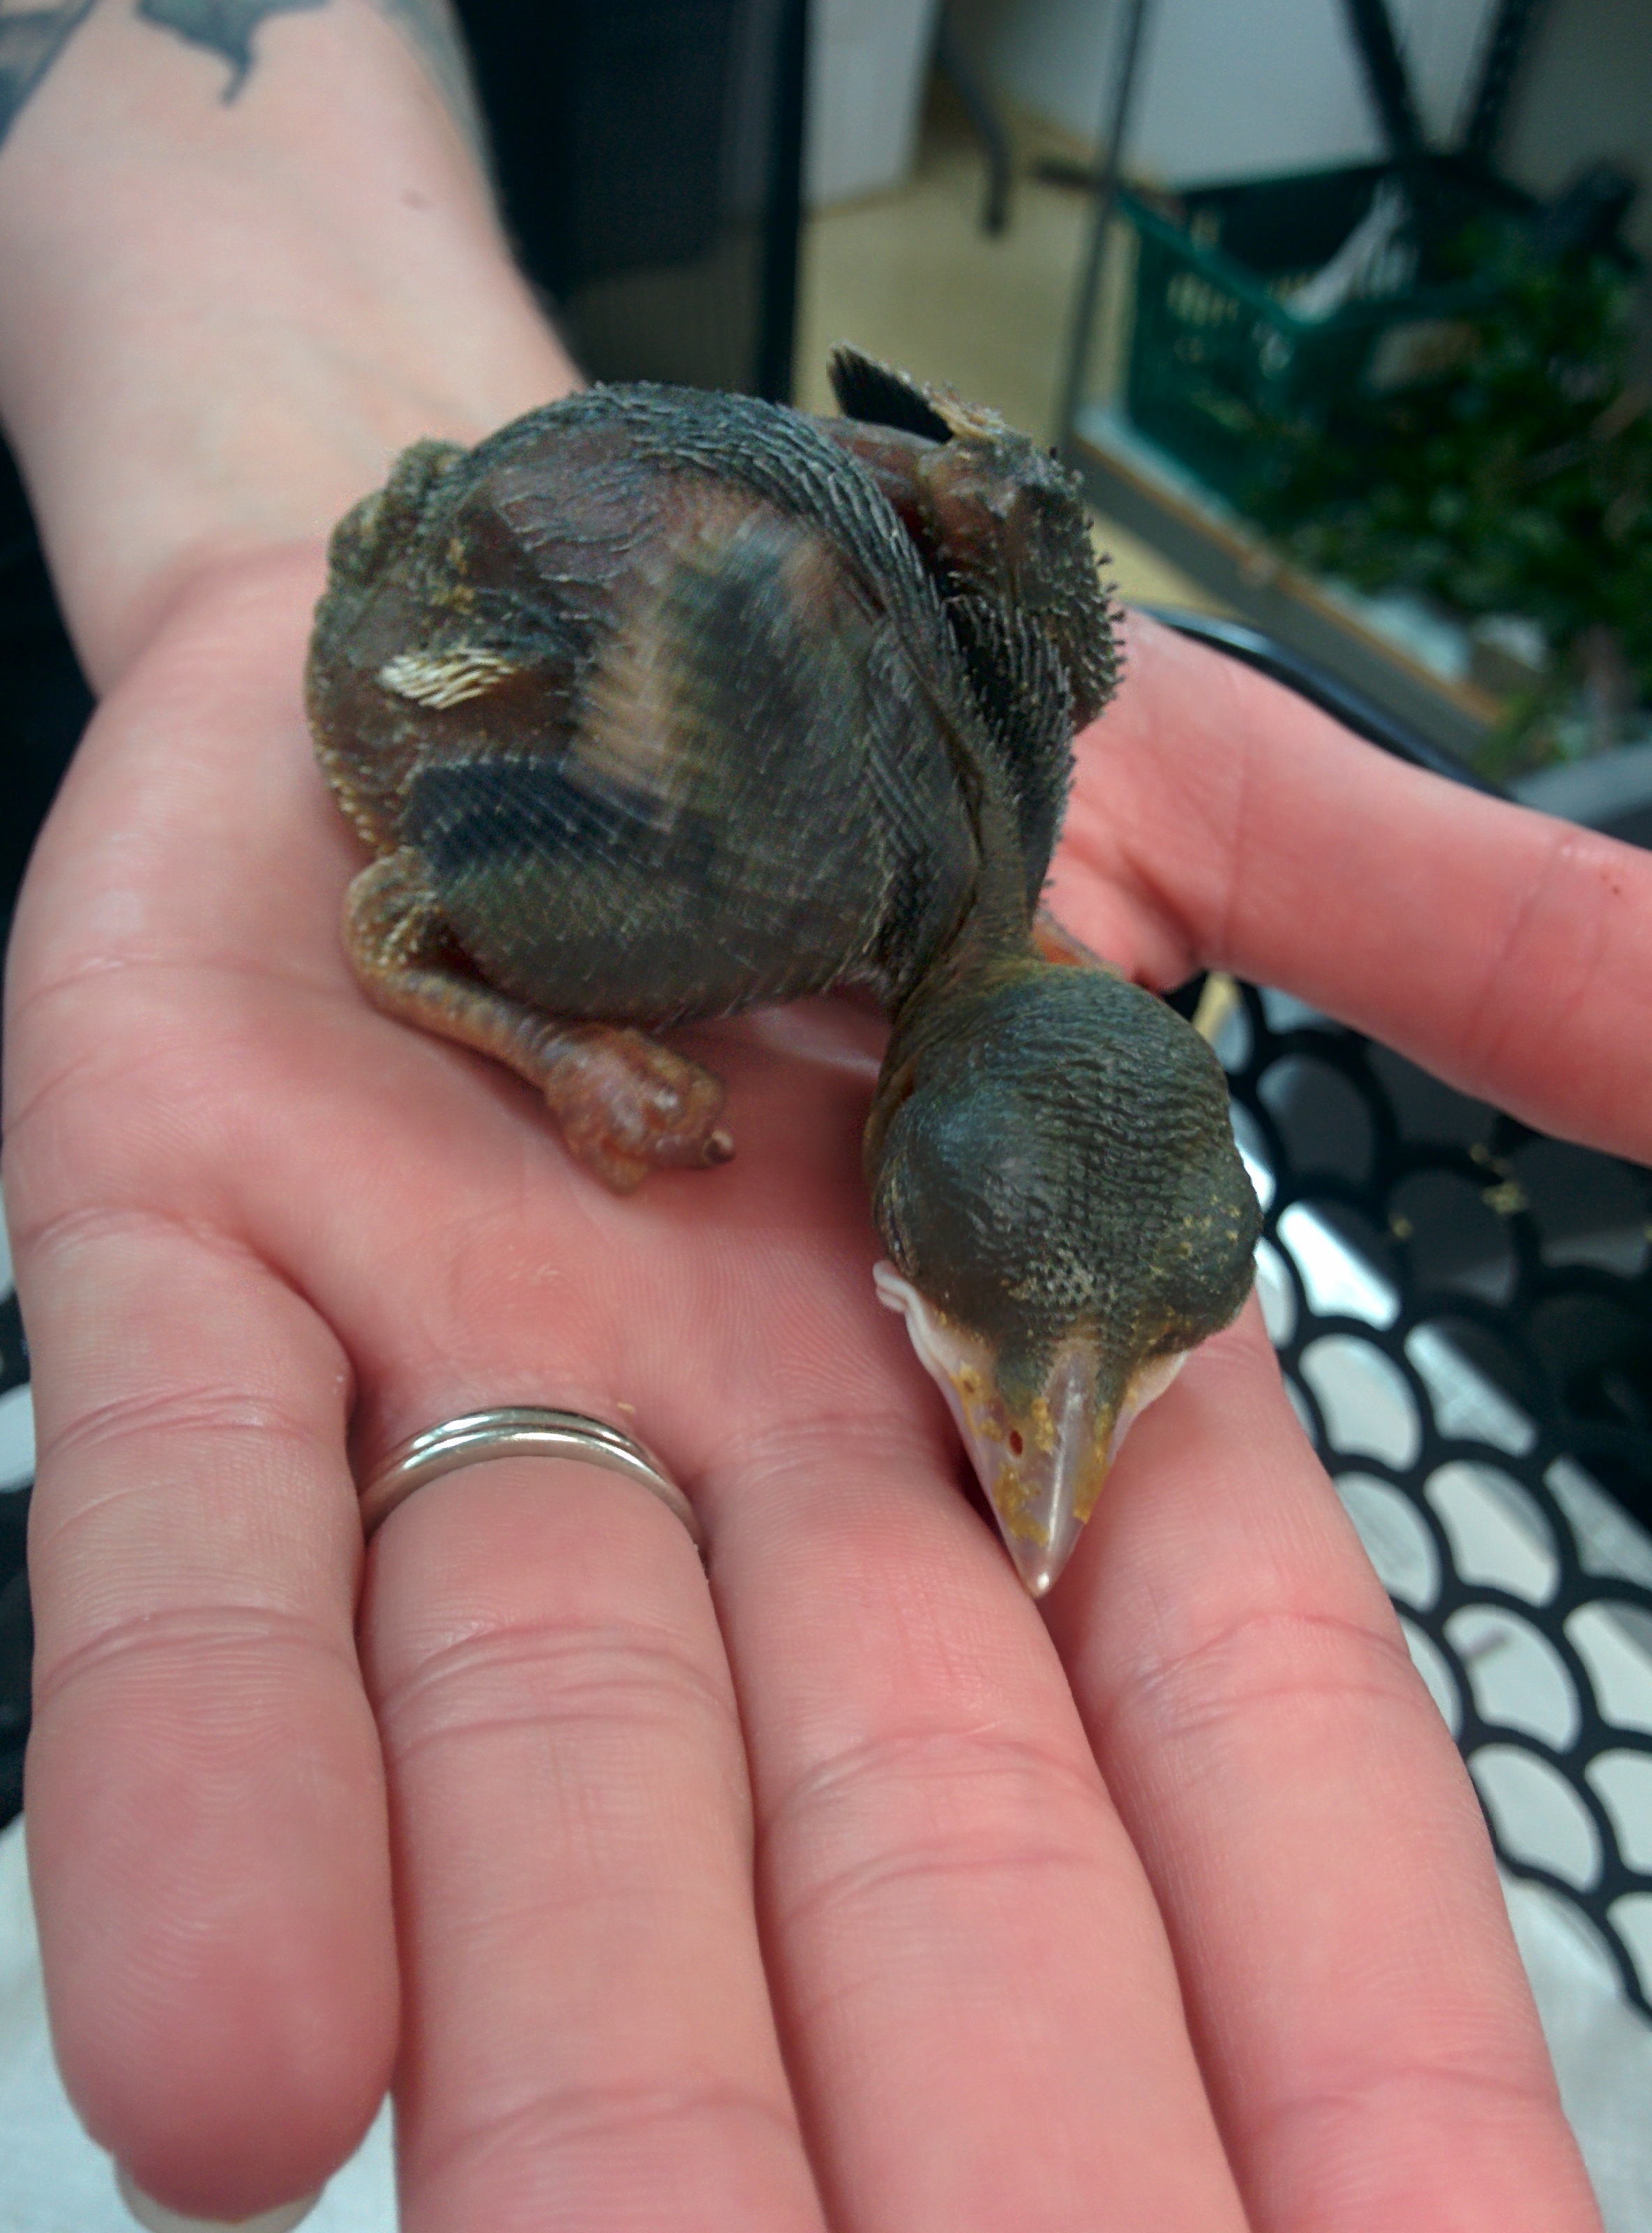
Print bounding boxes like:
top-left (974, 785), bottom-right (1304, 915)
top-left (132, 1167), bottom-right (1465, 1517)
top-left (306, 350), bottom-right (1259, 1592)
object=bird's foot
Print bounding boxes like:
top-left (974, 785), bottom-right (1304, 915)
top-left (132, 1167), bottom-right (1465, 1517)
top-left (542, 1025), bottom-right (733, 1195)
top-left (340, 858), bottom-right (731, 1194)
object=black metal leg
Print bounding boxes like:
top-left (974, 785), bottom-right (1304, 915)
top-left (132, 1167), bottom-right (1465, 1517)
top-left (935, 8), bottom-right (1010, 236)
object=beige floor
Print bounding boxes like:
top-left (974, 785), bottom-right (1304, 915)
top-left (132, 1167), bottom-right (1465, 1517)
top-left (797, 94), bottom-right (1218, 614)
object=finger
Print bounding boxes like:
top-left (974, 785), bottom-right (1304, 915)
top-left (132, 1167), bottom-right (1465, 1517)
top-left (1049, 614), bottom-right (1652, 1162)
top-left (1046, 1301), bottom-right (1600, 2233)
top-left (701, 1400), bottom-right (1252, 2233)
top-left (16, 1213), bottom-right (396, 2221)
top-left (358, 1452), bottom-right (827, 2233)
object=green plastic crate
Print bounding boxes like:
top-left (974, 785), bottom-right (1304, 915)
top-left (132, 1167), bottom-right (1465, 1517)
top-left (1120, 158), bottom-right (1529, 507)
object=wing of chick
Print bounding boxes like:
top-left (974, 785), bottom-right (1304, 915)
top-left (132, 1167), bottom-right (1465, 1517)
top-left (820, 346), bottom-right (1117, 894)
top-left (315, 392), bottom-right (988, 1026)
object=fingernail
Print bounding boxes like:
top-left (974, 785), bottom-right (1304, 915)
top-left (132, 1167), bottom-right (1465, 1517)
top-left (115, 2162), bottom-right (323, 2233)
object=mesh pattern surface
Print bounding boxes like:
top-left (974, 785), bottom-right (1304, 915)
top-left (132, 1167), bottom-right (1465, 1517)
top-left (1204, 979), bottom-right (1652, 2019)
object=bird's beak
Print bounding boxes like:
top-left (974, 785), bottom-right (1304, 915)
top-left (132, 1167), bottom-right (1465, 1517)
top-left (873, 1263), bottom-right (1187, 1596)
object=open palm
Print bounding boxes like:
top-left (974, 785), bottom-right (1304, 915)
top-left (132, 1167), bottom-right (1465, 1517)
top-left (8, 549), bottom-right (1633, 2232)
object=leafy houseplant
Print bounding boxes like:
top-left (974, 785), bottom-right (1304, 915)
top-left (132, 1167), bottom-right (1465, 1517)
top-left (1245, 230), bottom-right (1652, 781)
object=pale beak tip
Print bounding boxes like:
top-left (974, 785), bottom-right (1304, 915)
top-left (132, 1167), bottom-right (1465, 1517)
top-left (1008, 1547), bottom-right (1060, 1598)
top-left (991, 1496), bottom-right (1088, 1599)
top-left (873, 1261), bottom-right (1173, 1600)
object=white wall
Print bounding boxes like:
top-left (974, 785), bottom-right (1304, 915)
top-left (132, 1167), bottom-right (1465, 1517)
top-left (951, 0), bottom-right (1496, 182)
top-left (949, 0), bottom-right (1652, 264)
top-left (1501, 0), bottom-right (1652, 257)
top-left (806, 0), bottom-right (941, 205)
top-left (954, 0), bottom-right (1652, 254)
top-left (947, 0), bottom-right (1119, 151)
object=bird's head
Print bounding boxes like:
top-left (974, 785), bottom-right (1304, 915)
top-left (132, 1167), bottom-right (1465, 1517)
top-left (867, 962), bottom-right (1261, 1594)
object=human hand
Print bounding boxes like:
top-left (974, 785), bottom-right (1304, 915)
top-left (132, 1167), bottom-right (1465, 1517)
top-left (7, 574), bottom-right (1621, 2230)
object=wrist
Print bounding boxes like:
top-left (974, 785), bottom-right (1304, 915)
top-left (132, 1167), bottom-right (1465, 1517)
top-left (0, 0), bottom-right (578, 689)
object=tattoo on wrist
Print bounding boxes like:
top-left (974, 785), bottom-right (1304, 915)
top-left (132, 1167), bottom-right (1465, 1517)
top-left (0, 0), bottom-right (97, 147)
top-left (0, 0), bottom-right (486, 156)
top-left (138, 0), bottom-right (326, 100)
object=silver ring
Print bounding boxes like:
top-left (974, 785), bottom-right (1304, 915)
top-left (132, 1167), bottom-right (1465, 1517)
top-left (359, 1407), bottom-right (704, 1551)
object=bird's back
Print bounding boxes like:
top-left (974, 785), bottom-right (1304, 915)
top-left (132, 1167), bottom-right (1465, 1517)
top-left (309, 386), bottom-right (1003, 1024)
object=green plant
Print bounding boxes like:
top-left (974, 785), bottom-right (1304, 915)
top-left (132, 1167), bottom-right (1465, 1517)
top-left (1247, 229), bottom-right (1652, 778)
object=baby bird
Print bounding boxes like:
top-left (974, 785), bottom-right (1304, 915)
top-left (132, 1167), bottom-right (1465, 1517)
top-left (306, 349), bottom-right (1260, 1594)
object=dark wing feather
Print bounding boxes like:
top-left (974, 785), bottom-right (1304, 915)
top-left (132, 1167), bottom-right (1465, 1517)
top-left (946, 593), bottom-right (1074, 902)
top-left (828, 345), bottom-right (956, 443)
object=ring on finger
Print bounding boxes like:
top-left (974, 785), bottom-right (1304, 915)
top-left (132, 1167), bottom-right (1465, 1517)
top-left (357, 1407), bottom-right (703, 1551)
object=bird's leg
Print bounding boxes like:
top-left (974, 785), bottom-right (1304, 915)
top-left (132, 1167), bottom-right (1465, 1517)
top-left (341, 850), bottom-right (733, 1193)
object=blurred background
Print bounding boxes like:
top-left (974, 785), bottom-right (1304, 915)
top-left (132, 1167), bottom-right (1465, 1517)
top-left (10, 0), bottom-right (1652, 919)
top-left (795, 0), bottom-right (1652, 814)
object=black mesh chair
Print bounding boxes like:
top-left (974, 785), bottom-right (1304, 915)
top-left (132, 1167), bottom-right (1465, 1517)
top-left (1156, 611), bottom-right (1652, 2019)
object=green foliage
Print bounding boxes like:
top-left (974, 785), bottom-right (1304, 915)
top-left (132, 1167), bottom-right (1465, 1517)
top-left (1246, 230), bottom-right (1652, 776)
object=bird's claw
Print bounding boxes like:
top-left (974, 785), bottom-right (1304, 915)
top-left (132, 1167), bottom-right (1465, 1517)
top-left (543, 1026), bottom-right (732, 1193)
